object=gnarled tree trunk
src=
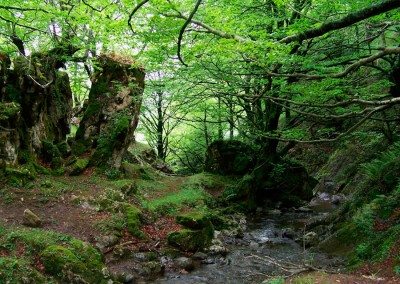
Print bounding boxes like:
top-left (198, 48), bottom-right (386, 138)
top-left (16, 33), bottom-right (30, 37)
top-left (0, 51), bottom-right (73, 168)
top-left (73, 54), bottom-right (145, 169)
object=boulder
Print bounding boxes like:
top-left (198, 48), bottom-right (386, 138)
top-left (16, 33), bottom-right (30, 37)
top-left (205, 140), bottom-right (255, 175)
top-left (176, 212), bottom-right (212, 230)
top-left (23, 209), bottom-right (42, 228)
top-left (174, 257), bottom-right (195, 271)
top-left (167, 227), bottom-right (213, 252)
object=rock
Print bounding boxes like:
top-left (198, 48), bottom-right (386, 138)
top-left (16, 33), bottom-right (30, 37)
top-left (282, 228), bottom-right (296, 239)
top-left (268, 209), bottom-right (281, 215)
top-left (175, 257), bottom-right (195, 271)
top-left (297, 206), bottom-right (313, 213)
top-left (167, 227), bottom-right (213, 252)
top-left (176, 211), bottom-right (212, 230)
top-left (97, 235), bottom-right (120, 248)
top-left (303, 231), bottom-right (319, 247)
top-left (69, 158), bottom-right (89, 176)
top-left (123, 274), bottom-right (135, 283)
top-left (23, 209), bottom-right (42, 227)
top-left (192, 252), bottom-right (207, 260)
top-left (331, 194), bottom-right (346, 205)
top-left (201, 258), bottom-right (215, 265)
top-left (132, 252), bottom-right (157, 262)
top-left (206, 244), bottom-right (229, 256)
top-left (138, 261), bottom-right (164, 279)
top-left (204, 140), bottom-right (255, 175)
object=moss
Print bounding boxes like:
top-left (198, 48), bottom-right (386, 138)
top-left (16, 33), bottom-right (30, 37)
top-left (41, 245), bottom-right (85, 275)
top-left (167, 226), bottom-right (213, 252)
top-left (5, 166), bottom-right (36, 187)
top-left (112, 179), bottom-right (137, 195)
top-left (83, 101), bottom-right (102, 118)
top-left (70, 141), bottom-right (89, 156)
top-left (122, 162), bottom-right (158, 180)
top-left (0, 102), bottom-right (20, 120)
top-left (176, 211), bottom-right (212, 230)
top-left (69, 158), bottom-right (89, 176)
top-left (123, 203), bottom-right (145, 238)
top-left (56, 141), bottom-right (70, 158)
top-left (41, 140), bottom-right (62, 169)
top-left (91, 111), bottom-right (131, 166)
top-left (0, 257), bottom-right (48, 283)
top-left (1, 227), bottom-right (106, 283)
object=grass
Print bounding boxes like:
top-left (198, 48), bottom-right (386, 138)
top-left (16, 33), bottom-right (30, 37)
top-left (144, 187), bottom-right (207, 214)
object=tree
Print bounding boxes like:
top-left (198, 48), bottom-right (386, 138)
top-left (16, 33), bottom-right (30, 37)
top-left (128, 0), bottom-right (400, 159)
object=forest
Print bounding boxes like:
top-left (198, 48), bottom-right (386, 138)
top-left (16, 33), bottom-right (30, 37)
top-left (0, 0), bottom-right (400, 283)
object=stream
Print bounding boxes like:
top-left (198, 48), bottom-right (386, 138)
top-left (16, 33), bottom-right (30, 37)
top-left (155, 199), bottom-right (345, 284)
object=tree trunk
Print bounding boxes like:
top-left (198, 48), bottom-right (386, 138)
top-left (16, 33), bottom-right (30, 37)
top-left (73, 54), bottom-right (145, 169)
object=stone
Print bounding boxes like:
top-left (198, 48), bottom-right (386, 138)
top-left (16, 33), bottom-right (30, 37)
top-left (98, 235), bottom-right (120, 248)
top-left (282, 228), bottom-right (296, 239)
top-left (204, 140), bottom-right (255, 175)
top-left (175, 257), bottom-right (195, 271)
top-left (303, 231), bottom-right (319, 247)
top-left (23, 209), bottom-right (42, 227)
top-left (331, 194), bottom-right (346, 205)
top-left (192, 252), bottom-right (207, 260)
top-left (206, 244), bottom-right (229, 256)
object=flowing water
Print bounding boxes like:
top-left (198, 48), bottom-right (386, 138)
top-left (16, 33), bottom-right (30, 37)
top-left (155, 205), bottom-right (345, 284)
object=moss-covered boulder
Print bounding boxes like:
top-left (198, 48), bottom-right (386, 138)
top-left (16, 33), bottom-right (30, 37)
top-left (176, 211), bottom-right (212, 230)
top-left (222, 158), bottom-right (317, 208)
top-left (73, 54), bottom-right (145, 169)
top-left (169, 211), bottom-right (214, 252)
top-left (123, 203), bottom-right (145, 238)
top-left (204, 140), bottom-right (255, 175)
top-left (68, 158), bottom-right (89, 176)
top-left (113, 179), bottom-right (137, 195)
top-left (41, 244), bottom-right (105, 283)
top-left (0, 226), bottom-right (107, 283)
top-left (0, 257), bottom-right (48, 283)
top-left (167, 226), bottom-right (214, 252)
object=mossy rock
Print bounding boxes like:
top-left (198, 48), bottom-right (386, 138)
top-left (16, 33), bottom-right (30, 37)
top-left (204, 140), bottom-right (255, 175)
top-left (121, 162), bottom-right (157, 180)
top-left (123, 203), bottom-right (145, 238)
top-left (69, 158), bottom-right (89, 176)
top-left (167, 226), bottom-right (214, 252)
top-left (41, 140), bottom-right (62, 169)
top-left (176, 211), bottom-right (212, 230)
top-left (1, 227), bottom-right (106, 283)
top-left (5, 166), bottom-right (36, 186)
top-left (0, 257), bottom-right (47, 283)
top-left (56, 141), bottom-right (70, 158)
top-left (112, 179), bottom-right (137, 195)
top-left (0, 102), bottom-right (20, 120)
top-left (41, 245), bottom-right (105, 283)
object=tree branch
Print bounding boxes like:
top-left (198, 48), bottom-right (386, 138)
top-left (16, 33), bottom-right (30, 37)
top-left (267, 47), bottom-right (400, 79)
top-left (280, 0), bottom-right (400, 43)
top-left (128, 0), bottom-right (150, 34)
top-left (177, 0), bottom-right (202, 66)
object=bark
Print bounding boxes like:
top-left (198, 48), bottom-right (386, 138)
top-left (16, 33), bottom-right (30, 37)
top-left (280, 0), bottom-right (400, 43)
top-left (0, 51), bottom-right (73, 167)
top-left (73, 54), bottom-right (145, 169)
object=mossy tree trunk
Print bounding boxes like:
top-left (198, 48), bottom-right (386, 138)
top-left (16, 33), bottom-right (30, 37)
top-left (73, 54), bottom-right (145, 169)
top-left (0, 51), bottom-right (73, 168)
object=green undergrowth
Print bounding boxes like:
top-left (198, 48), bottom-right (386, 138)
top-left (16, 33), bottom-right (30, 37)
top-left (333, 142), bottom-right (400, 273)
top-left (144, 187), bottom-right (208, 215)
top-left (0, 225), bottom-right (106, 283)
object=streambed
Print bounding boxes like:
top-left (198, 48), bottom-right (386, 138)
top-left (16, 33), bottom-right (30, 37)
top-left (156, 205), bottom-right (344, 284)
